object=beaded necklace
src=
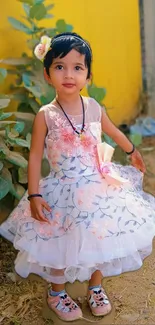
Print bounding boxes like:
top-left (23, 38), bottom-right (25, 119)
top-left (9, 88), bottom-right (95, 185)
top-left (56, 95), bottom-right (86, 139)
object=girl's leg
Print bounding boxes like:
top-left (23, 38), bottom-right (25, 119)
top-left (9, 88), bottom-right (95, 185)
top-left (88, 270), bottom-right (112, 317)
top-left (52, 283), bottom-right (65, 292)
top-left (47, 282), bottom-right (82, 321)
top-left (89, 270), bottom-right (103, 287)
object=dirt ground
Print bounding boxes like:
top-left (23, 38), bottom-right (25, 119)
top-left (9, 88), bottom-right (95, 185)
top-left (0, 137), bottom-right (155, 325)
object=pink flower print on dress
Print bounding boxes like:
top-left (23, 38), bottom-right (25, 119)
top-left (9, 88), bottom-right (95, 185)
top-left (61, 129), bottom-right (75, 145)
top-left (81, 135), bottom-right (94, 151)
top-left (78, 198), bottom-right (83, 205)
top-left (35, 224), bottom-right (53, 239)
top-left (52, 140), bottom-right (63, 152)
top-left (54, 115), bottom-right (67, 128)
top-left (76, 189), bottom-right (94, 209)
top-left (74, 137), bottom-right (81, 148)
top-left (24, 207), bottom-right (32, 218)
top-left (55, 212), bottom-right (61, 218)
top-left (12, 212), bottom-right (19, 220)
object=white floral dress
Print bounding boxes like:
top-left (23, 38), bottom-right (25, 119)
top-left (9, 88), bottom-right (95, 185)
top-left (1, 97), bottom-right (155, 284)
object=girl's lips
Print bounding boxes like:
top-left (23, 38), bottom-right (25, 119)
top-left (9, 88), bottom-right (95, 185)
top-left (62, 83), bottom-right (76, 88)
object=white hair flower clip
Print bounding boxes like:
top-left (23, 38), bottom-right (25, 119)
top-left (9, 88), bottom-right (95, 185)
top-left (34, 35), bottom-right (51, 61)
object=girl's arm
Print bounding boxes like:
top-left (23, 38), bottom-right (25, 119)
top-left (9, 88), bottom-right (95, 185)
top-left (101, 110), bottom-right (146, 172)
top-left (28, 110), bottom-right (47, 194)
top-left (28, 110), bottom-right (51, 223)
top-left (101, 110), bottom-right (133, 153)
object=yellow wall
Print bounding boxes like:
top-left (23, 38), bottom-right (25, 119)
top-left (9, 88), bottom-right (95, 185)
top-left (0, 0), bottom-right (142, 125)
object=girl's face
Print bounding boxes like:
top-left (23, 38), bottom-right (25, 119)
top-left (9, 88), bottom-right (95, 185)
top-left (45, 49), bottom-right (89, 95)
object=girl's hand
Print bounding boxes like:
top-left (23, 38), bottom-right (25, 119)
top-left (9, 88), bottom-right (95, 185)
top-left (30, 197), bottom-right (51, 223)
top-left (130, 149), bottom-right (146, 173)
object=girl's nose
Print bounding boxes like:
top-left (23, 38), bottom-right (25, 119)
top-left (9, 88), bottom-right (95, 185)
top-left (64, 69), bottom-right (73, 79)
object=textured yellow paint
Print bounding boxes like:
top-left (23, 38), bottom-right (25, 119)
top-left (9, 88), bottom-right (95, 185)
top-left (0, 0), bottom-right (142, 124)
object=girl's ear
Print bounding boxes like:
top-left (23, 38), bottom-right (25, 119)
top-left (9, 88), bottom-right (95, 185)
top-left (86, 72), bottom-right (93, 86)
top-left (44, 68), bottom-right (52, 84)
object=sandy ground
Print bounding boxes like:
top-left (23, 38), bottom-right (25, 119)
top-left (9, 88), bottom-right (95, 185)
top-left (0, 137), bottom-right (155, 325)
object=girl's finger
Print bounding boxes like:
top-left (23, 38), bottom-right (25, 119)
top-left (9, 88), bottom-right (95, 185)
top-left (37, 208), bottom-right (49, 223)
top-left (42, 201), bottom-right (51, 212)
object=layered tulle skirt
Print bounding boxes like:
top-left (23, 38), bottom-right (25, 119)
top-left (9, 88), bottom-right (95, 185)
top-left (1, 164), bottom-right (155, 283)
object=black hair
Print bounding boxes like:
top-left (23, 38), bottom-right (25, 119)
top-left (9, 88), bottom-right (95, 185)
top-left (44, 32), bottom-right (92, 79)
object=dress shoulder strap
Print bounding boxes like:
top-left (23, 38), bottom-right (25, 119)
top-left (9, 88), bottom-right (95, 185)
top-left (39, 104), bottom-right (56, 130)
top-left (86, 97), bottom-right (105, 122)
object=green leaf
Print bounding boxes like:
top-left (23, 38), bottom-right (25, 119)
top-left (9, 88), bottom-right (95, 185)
top-left (22, 3), bottom-right (30, 16)
top-left (9, 138), bottom-right (30, 148)
top-left (0, 68), bottom-right (7, 84)
top-left (0, 137), bottom-right (10, 155)
top-left (66, 24), bottom-right (73, 32)
top-left (17, 102), bottom-right (32, 113)
top-left (45, 14), bottom-right (54, 19)
top-left (27, 38), bottom-right (39, 49)
top-left (30, 3), bottom-right (47, 20)
top-left (0, 121), bottom-right (16, 129)
top-left (0, 57), bottom-right (32, 65)
top-left (26, 133), bottom-right (31, 149)
top-left (0, 167), bottom-right (22, 200)
top-left (9, 128), bottom-right (19, 137)
top-left (18, 0), bottom-right (34, 5)
top-left (6, 151), bottom-right (28, 168)
top-left (18, 167), bottom-right (28, 184)
top-left (0, 167), bottom-right (12, 200)
top-left (26, 133), bottom-right (31, 142)
top-left (25, 84), bottom-right (42, 98)
top-left (46, 4), bottom-right (54, 11)
top-left (3, 161), bottom-right (13, 169)
top-left (22, 73), bottom-right (32, 86)
top-left (1, 167), bottom-right (12, 182)
top-left (0, 99), bottom-right (10, 109)
top-left (28, 98), bottom-right (40, 113)
top-left (14, 121), bottom-right (25, 134)
top-left (13, 183), bottom-right (26, 200)
top-left (43, 28), bottom-right (56, 37)
top-left (0, 112), bottom-right (12, 120)
top-left (129, 133), bottom-right (142, 147)
top-left (0, 68), bottom-right (7, 78)
top-left (0, 175), bottom-right (10, 199)
top-left (40, 86), bottom-right (55, 104)
top-left (0, 161), bottom-right (3, 171)
top-left (0, 151), bottom-right (6, 160)
top-left (8, 17), bottom-right (33, 34)
top-left (13, 111), bottom-right (35, 122)
top-left (34, 0), bottom-right (44, 4)
top-left (56, 19), bottom-right (73, 33)
top-left (9, 93), bottom-right (28, 102)
top-left (87, 84), bottom-right (106, 104)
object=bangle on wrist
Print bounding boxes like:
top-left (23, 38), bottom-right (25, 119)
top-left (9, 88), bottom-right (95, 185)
top-left (126, 143), bottom-right (135, 155)
top-left (28, 194), bottom-right (42, 201)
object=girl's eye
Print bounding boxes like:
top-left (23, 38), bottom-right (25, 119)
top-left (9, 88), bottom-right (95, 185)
top-left (56, 65), bottom-right (63, 70)
top-left (75, 66), bottom-right (82, 71)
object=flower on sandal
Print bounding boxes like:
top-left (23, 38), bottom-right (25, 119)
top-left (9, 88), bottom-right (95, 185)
top-left (34, 36), bottom-right (51, 61)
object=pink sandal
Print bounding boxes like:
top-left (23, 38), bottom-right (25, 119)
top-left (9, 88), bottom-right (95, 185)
top-left (47, 289), bottom-right (82, 322)
top-left (87, 286), bottom-right (112, 316)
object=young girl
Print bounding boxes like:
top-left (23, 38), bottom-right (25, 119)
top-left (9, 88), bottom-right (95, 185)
top-left (1, 32), bottom-right (155, 322)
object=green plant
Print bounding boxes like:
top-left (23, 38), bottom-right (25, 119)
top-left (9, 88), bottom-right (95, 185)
top-left (0, 76), bottom-right (32, 200)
